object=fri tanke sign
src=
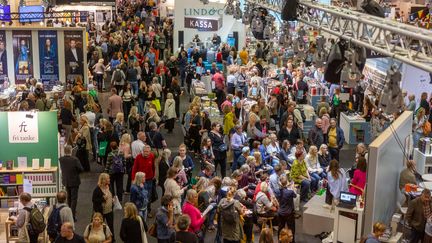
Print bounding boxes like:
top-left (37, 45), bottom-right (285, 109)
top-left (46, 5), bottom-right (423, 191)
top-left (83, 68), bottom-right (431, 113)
top-left (8, 112), bottom-right (39, 143)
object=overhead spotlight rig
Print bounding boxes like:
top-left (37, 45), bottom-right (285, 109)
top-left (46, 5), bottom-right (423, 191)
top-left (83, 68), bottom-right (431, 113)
top-left (0, 10), bottom-right (88, 22)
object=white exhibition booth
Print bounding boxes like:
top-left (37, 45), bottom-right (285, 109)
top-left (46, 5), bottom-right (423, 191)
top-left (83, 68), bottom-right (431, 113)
top-left (173, 0), bottom-right (247, 49)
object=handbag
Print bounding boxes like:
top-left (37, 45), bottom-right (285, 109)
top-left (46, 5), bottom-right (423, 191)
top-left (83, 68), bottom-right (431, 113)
top-left (325, 184), bottom-right (333, 205)
top-left (113, 196), bottom-right (122, 210)
top-left (218, 143), bottom-right (227, 152)
top-left (147, 222), bottom-right (157, 238)
top-left (99, 141), bottom-right (108, 156)
top-left (138, 217), bottom-right (149, 243)
top-left (151, 99), bottom-right (161, 112)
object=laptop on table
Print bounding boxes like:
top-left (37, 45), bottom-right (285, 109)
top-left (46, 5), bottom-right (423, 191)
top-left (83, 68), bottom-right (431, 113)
top-left (338, 191), bottom-right (357, 209)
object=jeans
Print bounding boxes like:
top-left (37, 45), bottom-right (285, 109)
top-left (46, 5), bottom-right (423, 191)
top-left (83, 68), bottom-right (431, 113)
top-left (231, 149), bottom-right (242, 172)
top-left (94, 73), bottom-right (104, 91)
top-left (310, 172), bottom-right (321, 191)
top-left (110, 173), bottom-right (124, 201)
top-left (139, 209), bottom-right (148, 221)
top-left (138, 98), bottom-right (145, 116)
top-left (130, 81), bottom-right (138, 95)
top-left (300, 179), bottom-right (311, 201)
top-left (144, 179), bottom-right (154, 212)
top-left (66, 186), bottom-right (79, 220)
top-left (410, 228), bottom-right (425, 243)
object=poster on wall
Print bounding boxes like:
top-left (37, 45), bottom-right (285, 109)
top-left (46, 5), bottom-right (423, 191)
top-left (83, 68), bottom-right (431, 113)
top-left (38, 31), bottom-right (59, 89)
top-left (64, 31), bottom-right (84, 83)
top-left (13, 30), bottom-right (33, 84)
top-left (0, 30), bottom-right (8, 83)
top-left (7, 112), bottom-right (39, 143)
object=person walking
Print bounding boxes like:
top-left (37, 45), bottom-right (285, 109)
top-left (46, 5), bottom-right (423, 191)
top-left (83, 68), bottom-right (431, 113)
top-left (406, 189), bottom-right (432, 242)
top-left (74, 115), bottom-right (92, 172)
top-left (59, 145), bottom-right (83, 221)
top-left (48, 191), bottom-right (75, 241)
top-left (120, 203), bottom-right (148, 243)
top-left (130, 172), bottom-right (149, 220)
top-left (91, 173), bottom-right (115, 240)
top-left (83, 212), bottom-right (113, 243)
top-left (105, 141), bottom-right (125, 202)
top-left (107, 88), bottom-right (123, 123)
top-left (54, 222), bottom-right (85, 243)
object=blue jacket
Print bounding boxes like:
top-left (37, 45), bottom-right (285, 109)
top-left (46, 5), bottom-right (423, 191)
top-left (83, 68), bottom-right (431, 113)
top-left (156, 207), bottom-right (175, 240)
top-left (325, 126), bottom-right (345, 149)
top-left (130, 184), bottom-right (148, 210)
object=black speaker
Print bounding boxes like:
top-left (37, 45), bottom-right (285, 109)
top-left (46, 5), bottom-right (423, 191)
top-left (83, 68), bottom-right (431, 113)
top-left (281, 0), bottom-right (299, 21)
top-left (233, 31), bottom-right (239, 50)
top-left (361, 0), bottom-right (385, 18)
top-left (178, 31), bottom-right (184, 48)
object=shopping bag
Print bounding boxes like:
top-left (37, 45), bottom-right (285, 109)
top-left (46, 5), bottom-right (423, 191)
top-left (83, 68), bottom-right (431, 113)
top-left (98, 141), bottom-right (108, 156)
top-left (152, 99), bottom-right (161, 112)
top-left (113, 196), bottom-right (122, 210)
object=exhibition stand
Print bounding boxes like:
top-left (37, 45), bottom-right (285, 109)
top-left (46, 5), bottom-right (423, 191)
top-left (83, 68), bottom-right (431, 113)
top-left (340, 112), bottom-right (372, 145)
top-left (0, 111), bottom-right (60, 241)
top-left (0, 26), bottom-right (87, 88)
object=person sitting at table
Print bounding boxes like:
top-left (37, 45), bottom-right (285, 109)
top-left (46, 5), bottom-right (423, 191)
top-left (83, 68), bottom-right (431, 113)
top-left (291, 150), bottom-right (313, 202)
top-left (399, 160), bottom-right (418, 191)
top-left (349, 157), bottom-right (367, 197)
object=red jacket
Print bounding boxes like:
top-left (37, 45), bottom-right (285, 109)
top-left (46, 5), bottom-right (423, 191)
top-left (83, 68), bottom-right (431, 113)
top-left (182, 201), bottom-right (205, 233)
top-left (132, 152), bottom-right (155, 181)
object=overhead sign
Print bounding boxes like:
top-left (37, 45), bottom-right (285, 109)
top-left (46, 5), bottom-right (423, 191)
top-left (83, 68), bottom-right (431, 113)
top-left (184, 16), bottom-right (222, 31)
top-left (366, 49), bottom-right (388, 59)
top-left (8, 112), bottom-right (39, 143)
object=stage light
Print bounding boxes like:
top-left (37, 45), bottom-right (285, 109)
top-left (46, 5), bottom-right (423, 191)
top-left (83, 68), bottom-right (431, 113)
top-left (40, 21), bottom-right (44, 26)
top-left (1, 22), bottom-right (4, 27)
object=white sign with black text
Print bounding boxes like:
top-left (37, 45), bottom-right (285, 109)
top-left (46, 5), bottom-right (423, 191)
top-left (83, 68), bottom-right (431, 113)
top-left (8, 112), bottom-right (39, 143)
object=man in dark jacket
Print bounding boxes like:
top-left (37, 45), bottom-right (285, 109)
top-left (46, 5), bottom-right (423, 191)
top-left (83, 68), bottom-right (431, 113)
top-left (308, 118), bottom-right (324, 148)
top-left (406, 189), bottom-right (432, 242)
top-left (325, 118), bottom-right (345, 161)
top-left (59, 145), bottom-right (83, 220)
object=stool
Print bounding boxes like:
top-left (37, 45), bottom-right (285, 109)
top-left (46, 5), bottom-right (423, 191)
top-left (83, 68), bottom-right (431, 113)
top-left (259, 216), bottom-right (274, 229)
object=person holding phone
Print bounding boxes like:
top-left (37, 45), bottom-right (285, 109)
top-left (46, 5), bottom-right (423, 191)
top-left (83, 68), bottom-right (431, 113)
top-left (164, 167), bottom-right (187, 216)
top-left (156, 195), bottom-right (176, 243)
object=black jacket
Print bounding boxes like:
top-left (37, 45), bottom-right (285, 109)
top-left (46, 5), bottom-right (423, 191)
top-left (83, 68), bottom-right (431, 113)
top-left (92, 186), bottom-right (105, 214)
top-left (278, 126), bottom-right (301, 145)
top-left (59, 155), bottom-right (83, 187)
top-left (209, 131), bottom-right (226, 160)
top-left (120, 217), bottom-right (143, 243)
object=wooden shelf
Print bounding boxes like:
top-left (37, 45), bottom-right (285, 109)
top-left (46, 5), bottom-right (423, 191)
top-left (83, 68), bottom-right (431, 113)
top-left (0, 167), bottom-right (58, 173)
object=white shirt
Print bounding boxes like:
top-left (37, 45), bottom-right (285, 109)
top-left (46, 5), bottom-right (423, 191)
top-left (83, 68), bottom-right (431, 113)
top-left (227, 74), bottom-right (237, 85)
top-left (71, 48), bottom-right (78, 61)
top-left (84, 111), bottom-right (96, 128)
top-left (131, 139), bottom-right (145, 159)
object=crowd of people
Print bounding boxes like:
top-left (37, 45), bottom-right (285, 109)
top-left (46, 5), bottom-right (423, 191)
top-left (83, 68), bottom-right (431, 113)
top-left (6, 0), bottom-right (432, 242)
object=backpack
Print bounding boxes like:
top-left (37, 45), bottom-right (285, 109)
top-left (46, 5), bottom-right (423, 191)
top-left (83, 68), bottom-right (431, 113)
top-left (220, 201), bottom-right (238, 225)
top-left (295, 108), bottom-right (306, 122)
top-left (47, 205), bottom-right (65, 240)
top-left (111, 151), bottom-right (125, 174)
top-left (112, 69), bottom-right (124, 85)
top-left (24, 206), bottom-right (46, 235)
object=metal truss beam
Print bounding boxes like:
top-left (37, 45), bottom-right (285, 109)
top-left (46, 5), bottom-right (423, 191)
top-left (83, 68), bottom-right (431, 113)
top-left (246, 0), bottom-right (432, 73)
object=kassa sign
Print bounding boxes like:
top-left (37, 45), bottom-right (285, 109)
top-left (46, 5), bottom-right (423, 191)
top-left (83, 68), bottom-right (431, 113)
top-left (8, 112), bottom-right (39, 143)
top-left (184, 16), bottom-right (222, 31)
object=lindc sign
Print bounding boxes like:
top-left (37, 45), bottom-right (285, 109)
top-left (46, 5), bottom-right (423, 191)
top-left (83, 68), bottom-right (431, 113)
top-left (8, 112), bottom-right (39, 143)
top-left (184, 17), bottom-right (222, 31)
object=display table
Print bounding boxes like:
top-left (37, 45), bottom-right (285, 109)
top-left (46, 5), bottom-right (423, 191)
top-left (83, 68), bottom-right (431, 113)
top-left (340, 113), bottom-right (372, 145)
top-left (422, 174), bottom-right (432, 182)
top-left (333, 205), bottom-right (364, 243)
top-left (423, 182), bottom-right (432, 190)
top-left (308, 93), bottom-right (328, 109)
top-left (302, 194), bottom-right (334, 236)
top-left (413, 148), bottom-right (432, 174)
top-left (381, 232), bottom-right (403, 243)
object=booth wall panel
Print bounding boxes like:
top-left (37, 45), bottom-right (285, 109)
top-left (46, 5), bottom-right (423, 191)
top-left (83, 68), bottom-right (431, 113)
top-left (57, 31), bottom-right (66, 84)
top-left (365, 111), bottom-right (413, 232)
top-left (5, 31), bottom-right (14, 85)
top-left (0, 111), bottom-right (59, 167)
top-left (32, 30), bottom-right (40, 80)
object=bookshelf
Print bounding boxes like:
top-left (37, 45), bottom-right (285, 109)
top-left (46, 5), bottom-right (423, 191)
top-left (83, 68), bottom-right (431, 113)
top-left (0, 167), bottom-right (59, 208)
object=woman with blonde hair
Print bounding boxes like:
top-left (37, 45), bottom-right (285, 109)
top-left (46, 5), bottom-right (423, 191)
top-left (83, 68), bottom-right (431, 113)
top-left (145, 108), bottom-right (160, 132)
top-left (84, 212), bottom-right (113, 243)
top-left (414, 107), bottom-right (427, 147)
top-left (74, 115), bottom-right (92, 171)
top-left (158, 149), bottom-right (171, 195)
top-left (119, 133), bottom-right (133, 193)
top-left (92, 58), bottom-right (106, 91)
top-left (128, 106), bottom-right (141, 140)
top-left (130, 172), bottom-right (149, 219)
top-left (113, 112), bottom-right (125, 139)
top-left (305, 145), bottom-right (325, 192)
top-left (164, 167), bottom-right (187, 215)
top-left (92, 173), bottom-right (115, 239)
top-left (171, 156), bottom-right (188, 187)
top-left (163, 92), bottom-right (176, 133)
top-left (120, 203), bottom-right (148, 243)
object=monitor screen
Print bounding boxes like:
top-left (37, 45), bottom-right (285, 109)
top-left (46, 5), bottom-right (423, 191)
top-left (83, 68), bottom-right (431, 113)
top-left (0, 5), bottom-right (11, 22)
top-left (340, 192), bottom-right (357, 204)
top-left (19, 5), bottom-right (44, 23)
